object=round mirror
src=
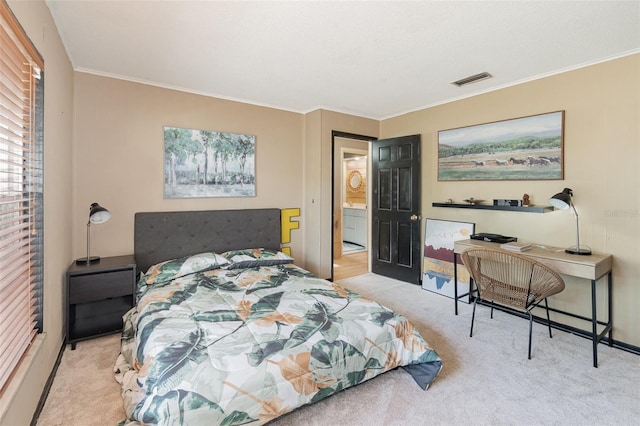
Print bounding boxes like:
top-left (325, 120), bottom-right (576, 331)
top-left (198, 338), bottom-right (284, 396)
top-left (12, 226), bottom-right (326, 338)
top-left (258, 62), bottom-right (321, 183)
top-left (347, 170), bottom-right (363, 192)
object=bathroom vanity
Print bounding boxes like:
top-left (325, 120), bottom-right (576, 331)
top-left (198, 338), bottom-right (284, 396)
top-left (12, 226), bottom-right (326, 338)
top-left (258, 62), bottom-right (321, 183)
top-left (343, 206), bottom-right (367, 248)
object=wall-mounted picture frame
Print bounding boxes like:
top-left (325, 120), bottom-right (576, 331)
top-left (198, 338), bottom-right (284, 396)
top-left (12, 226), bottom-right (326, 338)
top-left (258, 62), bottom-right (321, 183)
top-left (164, 126), bottom-right (256, 198)
top-left (437, 110), bottom-right (564, 181)
top-left (422, 218), bottom-right (475, 302)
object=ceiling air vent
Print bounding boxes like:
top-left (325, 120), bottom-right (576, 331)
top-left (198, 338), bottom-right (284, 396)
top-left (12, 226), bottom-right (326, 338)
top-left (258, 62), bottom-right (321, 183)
top-left (451, 72), bottom-right (492, 87)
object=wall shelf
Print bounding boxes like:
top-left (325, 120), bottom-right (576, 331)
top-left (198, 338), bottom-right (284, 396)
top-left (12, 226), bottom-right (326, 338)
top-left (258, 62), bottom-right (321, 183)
top-left (432, 202), bottom-right (554, 213)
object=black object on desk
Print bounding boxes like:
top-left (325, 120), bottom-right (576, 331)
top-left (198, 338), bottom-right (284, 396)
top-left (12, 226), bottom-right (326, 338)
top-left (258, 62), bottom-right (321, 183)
top-left (470, 233), bottom-right (517, 243)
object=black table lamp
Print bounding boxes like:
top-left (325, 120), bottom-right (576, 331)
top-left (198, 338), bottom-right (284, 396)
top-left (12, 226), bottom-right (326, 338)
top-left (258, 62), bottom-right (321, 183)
top-left (549, 188), bottom-right (591, 255)
top-left (76, 202), bottom-right (111, 264)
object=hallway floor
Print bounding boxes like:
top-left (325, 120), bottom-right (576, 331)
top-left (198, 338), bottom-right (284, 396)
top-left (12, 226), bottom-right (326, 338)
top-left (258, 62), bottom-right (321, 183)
top-left (333, 251), bottom-right (368, 281)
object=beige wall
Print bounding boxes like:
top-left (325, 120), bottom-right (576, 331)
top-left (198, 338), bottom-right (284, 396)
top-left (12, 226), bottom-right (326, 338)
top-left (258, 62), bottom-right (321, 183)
top-left (1, 1), bottom-right (74, 424)
top-left (302, 110), bottom-right (322, 273)
top-left (381, 54), bottom-right (640, 346)
top-left (319, 112), bottom-right (378, 277)
top-left (72, 73), bottom-right (306, 263)
top-left (72, 76), bottom-right (380, 280)
top-left (304, 110), bottom-right (378, 278)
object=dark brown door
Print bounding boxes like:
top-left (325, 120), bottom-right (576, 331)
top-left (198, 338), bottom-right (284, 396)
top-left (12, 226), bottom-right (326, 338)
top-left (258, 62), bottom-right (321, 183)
top-left (371, 135), bottom-right (421, 284)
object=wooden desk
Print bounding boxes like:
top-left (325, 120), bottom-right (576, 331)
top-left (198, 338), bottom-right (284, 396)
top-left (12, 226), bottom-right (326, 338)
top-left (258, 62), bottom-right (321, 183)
top-left (453, 239), bottom-right (613, 367)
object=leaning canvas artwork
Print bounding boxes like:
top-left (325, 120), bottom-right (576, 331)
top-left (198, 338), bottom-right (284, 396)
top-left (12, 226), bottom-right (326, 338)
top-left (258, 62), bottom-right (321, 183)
top-left (164, 126), bottom-right (256, 198)
top-left (438, 111), bottom-right (564, 181)
top-left (422, 219), bottom-right (475, 302)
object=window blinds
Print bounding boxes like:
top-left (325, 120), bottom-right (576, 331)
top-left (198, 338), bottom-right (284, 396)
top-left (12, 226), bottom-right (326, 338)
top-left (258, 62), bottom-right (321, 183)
top-left (0, 0), bottom-right (44, 394)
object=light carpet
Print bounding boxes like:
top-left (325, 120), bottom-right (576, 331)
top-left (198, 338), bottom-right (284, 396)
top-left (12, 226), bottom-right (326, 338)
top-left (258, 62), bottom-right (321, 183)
top-left (36, 273), bottom-right (639, 426)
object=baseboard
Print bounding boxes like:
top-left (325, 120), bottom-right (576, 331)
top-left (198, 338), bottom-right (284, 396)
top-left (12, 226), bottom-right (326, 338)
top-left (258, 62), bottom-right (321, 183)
top-left (30, 339), bottom-right (65, 426)
top-left (476, 299), bottom-right (640, 358)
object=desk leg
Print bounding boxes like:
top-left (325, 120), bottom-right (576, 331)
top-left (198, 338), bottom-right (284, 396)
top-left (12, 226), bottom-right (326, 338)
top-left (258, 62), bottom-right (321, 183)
top-left (591, 272), bottom-right (614, 368)
top-left (454, 253), bottom-right (459, 315)
top-left (608, 271), bottom-right (613, 346)
top-left (591, 278), bottom-right (598, 368)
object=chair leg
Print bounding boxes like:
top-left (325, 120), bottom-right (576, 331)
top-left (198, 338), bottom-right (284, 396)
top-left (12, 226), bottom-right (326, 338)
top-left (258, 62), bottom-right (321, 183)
top-left (470, 297), bottom-right (478, 337)
top-left (544, 298), bottom-right (553, 338)
top-left (527, 311), bottom-right (533, 360)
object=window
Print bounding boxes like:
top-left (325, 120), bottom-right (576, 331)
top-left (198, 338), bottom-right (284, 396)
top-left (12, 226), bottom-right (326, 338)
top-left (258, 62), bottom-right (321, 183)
top-left (0, 0), bottom-right (44, 394)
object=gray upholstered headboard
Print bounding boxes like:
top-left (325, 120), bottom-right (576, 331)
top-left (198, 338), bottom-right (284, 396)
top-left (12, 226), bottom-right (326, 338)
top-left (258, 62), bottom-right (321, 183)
top-left (134, 209), bottom-right (281, 273)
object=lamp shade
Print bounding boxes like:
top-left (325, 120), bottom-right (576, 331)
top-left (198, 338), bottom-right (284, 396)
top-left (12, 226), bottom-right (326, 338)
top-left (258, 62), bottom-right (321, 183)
top-left (548, 188), bottom-right (573, 210)
top-left (89, 202), bottom-right (111, 224)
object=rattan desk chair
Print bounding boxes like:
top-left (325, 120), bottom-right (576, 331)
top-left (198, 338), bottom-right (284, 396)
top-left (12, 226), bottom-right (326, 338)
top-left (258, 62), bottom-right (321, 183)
top-left (460, 247), bottom-right (566, 359)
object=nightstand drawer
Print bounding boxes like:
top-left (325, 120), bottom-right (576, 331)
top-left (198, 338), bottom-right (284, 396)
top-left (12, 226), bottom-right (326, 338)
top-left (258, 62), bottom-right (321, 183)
top-left (69, 270), bottom-right (133, 303)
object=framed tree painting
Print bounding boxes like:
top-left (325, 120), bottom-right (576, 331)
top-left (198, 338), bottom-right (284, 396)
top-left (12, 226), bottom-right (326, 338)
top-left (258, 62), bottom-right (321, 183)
top-left (422, 219), bottom-right (475, 302)
top-left (164, 126), bottom-right (256, 198)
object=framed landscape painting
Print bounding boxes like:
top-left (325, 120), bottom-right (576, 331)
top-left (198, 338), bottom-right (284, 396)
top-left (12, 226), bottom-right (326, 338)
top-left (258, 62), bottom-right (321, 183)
top-left (422, 219), bottom-right (475, 302)
top-left (437, 111), bottom-right (564, 181)
top-left (164, 126), bottom-right (256, 198)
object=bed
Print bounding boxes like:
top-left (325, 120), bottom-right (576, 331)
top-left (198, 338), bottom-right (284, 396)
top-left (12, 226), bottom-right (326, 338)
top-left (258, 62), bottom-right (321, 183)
top-left (115, 209), bottom-right (442, 425)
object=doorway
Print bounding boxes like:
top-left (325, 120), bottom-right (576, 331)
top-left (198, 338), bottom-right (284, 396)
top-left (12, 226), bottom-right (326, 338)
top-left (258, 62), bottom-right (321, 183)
top-left (331, 132), bottom-right (375, 281)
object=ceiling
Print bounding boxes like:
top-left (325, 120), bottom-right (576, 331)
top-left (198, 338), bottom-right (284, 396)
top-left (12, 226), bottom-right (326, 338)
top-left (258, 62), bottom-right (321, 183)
top-left (45, 1), bottom-right (640, 120)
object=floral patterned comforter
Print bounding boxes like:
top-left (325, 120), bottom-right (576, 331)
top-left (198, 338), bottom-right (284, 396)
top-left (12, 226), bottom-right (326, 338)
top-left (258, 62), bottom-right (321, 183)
top-left (115, 257), bottom-right (441, 425)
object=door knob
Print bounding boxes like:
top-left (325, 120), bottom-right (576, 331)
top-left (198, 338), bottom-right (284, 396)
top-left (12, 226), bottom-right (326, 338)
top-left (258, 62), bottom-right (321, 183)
top-left (410, 214), bottom-right (421, 221)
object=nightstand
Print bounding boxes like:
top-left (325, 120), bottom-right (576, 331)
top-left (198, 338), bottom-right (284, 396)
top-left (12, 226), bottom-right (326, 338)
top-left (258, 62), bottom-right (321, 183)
top-left (66, 254), bottom-right (137, 349)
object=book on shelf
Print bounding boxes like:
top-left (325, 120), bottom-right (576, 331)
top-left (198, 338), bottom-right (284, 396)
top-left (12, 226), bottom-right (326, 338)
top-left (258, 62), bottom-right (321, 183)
top-left (500, 241), bottom-right (532, 252)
